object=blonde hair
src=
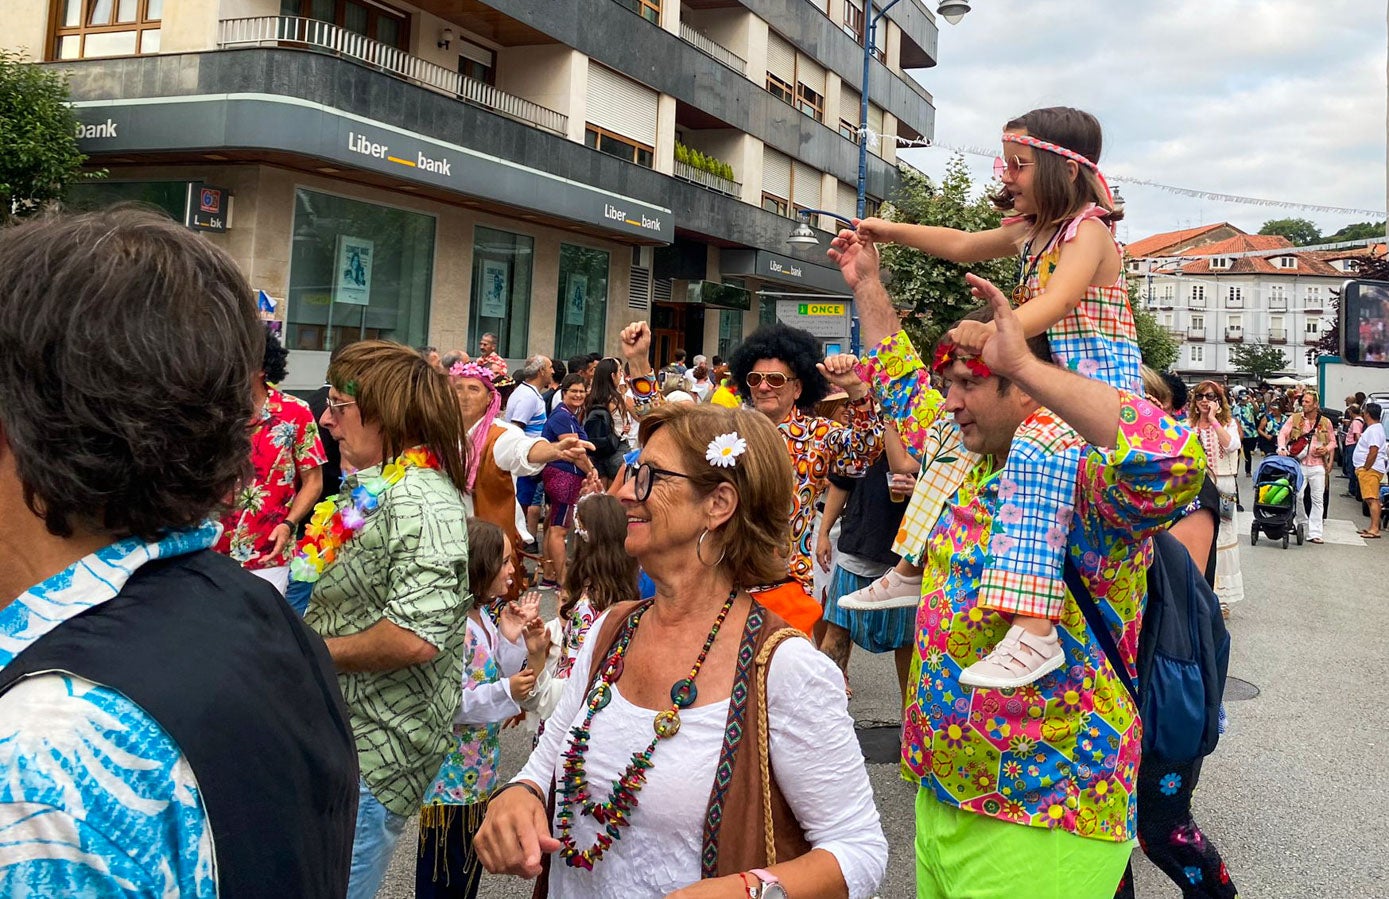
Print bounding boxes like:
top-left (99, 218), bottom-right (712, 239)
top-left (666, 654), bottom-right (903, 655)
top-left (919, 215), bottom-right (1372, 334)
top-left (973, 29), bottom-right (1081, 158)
top-left (637, 404), bottom-right (791, 587)
top-left (1141, 365), bottom-right (1172, 409)
top-left (327, 340), bottom-right (469, 493)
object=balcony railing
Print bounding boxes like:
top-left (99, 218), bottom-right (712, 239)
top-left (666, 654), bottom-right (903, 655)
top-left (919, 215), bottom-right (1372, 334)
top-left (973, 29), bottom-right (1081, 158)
top-left (1225, 327), bottom-right (1244, 342)
top-left (1188, 297), bottom-right (1207, 309)
top-left (1304, 332), bottom-right (1323, 344)
top-left (1186, 327), bottom-right (1206, 341)
top-left (1269, 297), bottom-right (1288, 311)
top-left (217, 16), bottom-right (568, 136)
top-left (1269, 328), bottom-right (1287, 343)
top-left (1225, 296), bottom-right (1244, 309)
top-left (673, 160), bottom-right (741, 197)
top-left (1305, 299), bottom-right (1325, 313)
top-left (678, 22), bottom-right (747, 74)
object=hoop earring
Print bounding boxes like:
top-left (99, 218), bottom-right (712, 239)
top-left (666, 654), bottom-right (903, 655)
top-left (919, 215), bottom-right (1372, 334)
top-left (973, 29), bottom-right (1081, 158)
top-left (696, 528), bottom-right (728, 568)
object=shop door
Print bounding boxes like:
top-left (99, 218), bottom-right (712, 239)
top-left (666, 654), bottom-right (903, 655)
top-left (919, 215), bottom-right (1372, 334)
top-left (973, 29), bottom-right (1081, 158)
top-left (651, 302), bottom-right (686, 370)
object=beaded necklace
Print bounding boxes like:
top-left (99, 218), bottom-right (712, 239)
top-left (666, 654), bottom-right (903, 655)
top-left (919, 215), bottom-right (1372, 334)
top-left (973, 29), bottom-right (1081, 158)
top-left (557, 587), bottom-right (739, 870)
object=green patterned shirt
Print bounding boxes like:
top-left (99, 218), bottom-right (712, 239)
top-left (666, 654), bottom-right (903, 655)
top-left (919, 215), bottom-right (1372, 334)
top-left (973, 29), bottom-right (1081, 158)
top-left (306, 463), bottom-right (471, 816)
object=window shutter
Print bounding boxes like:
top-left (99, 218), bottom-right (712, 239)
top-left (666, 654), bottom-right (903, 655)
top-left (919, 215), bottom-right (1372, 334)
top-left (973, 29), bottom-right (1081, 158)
top-left (792, 162), bottom-right (821, 208)
top-left (766, 32), bottom-right (795, 84)
top-left (841, 82), bottom-right (860, 124)
top-left (763, 148), bottom-right (791, 199)
top-left (587, 63), bottom-right (658, 146)
top-left (797, 55), bottom-right (824, 95)
top-left (837, 182), bottom-right (857, 219)
top-left (866, 102), bottom-right (883, 137)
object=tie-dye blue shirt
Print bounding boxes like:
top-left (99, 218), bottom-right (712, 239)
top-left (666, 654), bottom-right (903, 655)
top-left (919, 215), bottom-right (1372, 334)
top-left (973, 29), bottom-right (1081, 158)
top-left (0, 526), bottom-right (219, 897)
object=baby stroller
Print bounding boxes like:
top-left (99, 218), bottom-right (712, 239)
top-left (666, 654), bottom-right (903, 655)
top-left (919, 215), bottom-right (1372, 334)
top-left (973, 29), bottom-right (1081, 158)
top-left (1251, 455), bottom-right (1305, 548)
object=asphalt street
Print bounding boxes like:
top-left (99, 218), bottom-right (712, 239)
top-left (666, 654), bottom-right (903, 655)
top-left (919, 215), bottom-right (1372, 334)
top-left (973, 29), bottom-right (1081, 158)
top-left (379, 465), bottom-right (1389, 898)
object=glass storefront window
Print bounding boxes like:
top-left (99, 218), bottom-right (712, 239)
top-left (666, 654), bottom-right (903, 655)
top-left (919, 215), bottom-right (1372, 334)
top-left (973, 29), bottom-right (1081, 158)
top-left (555, 244), bottom-right (610, 360)
top-left (286, 188), bottom-right (435, 353)
top-left (64, 180), bottom-right (187, 221)
top-left (470, 226), bottom-right (533, 359)
top-left (718, 308), bottom-right (744, 358)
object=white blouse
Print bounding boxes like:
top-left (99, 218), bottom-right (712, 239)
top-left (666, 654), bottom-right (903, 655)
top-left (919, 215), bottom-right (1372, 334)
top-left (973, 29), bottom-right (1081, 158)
top-left (514, 611), bottom-right (888, 898)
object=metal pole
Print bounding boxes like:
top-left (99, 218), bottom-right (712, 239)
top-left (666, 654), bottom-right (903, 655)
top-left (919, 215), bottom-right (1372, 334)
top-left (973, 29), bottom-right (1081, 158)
top-left (857, 0), bottom-right (904, 219)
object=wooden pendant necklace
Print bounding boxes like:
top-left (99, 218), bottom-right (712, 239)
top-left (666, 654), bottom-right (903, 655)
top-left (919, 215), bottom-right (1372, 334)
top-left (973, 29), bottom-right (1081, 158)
top-left (556, 587), bottom-right (739, 870)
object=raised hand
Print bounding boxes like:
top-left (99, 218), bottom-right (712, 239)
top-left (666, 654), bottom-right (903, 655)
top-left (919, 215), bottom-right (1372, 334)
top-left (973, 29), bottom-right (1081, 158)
top-left (816, 352), bottom-right (868, 400)
top-left (618, 321), bottom-right (653, 375)
top-left (827, 226), bottom-right (882, 293)
top-left (945, 319), bottom-right (996, 357)
top-left (966, 273), bottom-right (1036, 380)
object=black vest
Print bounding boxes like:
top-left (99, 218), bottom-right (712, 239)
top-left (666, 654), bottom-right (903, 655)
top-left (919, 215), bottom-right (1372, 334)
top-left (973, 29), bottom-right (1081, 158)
top-left (0, 550), bottom-right (358, 897)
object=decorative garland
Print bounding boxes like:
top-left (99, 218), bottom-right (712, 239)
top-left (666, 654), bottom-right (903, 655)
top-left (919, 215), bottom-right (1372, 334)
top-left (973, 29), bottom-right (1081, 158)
top-left (932, 341), bottom-right (992, 379)
top-left (288, 446), bottom-right (441, 582)
top-left (557, 588), bottom-right (738, 870)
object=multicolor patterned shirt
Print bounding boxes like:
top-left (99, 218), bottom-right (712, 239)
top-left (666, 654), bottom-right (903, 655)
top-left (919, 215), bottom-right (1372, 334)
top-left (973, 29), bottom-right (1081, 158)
top-left (305, 464), bottom-right (471, 817)
top-left (778, 402), bottom-right (883, 592)
top-left (0, 527), bottom-right (218, 896)
top-left (865, 331), bottom-right (1205, 843)
top-left (214, 388), bottom-right (326, 570)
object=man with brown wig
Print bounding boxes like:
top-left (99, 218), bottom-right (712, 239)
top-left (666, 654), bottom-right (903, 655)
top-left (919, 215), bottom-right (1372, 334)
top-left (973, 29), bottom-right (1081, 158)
top-left (301, 340), bottom-right (473, 899)
top-left (0, 209), bottom-right (357, 896)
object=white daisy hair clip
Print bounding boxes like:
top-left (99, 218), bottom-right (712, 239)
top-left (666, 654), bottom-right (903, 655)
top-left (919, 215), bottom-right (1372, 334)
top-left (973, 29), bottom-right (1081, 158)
top-left (705, 432), bottom-right (747, 468)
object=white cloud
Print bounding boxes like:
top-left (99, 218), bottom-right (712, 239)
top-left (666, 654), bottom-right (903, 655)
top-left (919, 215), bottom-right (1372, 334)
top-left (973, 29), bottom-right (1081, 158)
top-left (900, 0), bottom-right (1387, 243)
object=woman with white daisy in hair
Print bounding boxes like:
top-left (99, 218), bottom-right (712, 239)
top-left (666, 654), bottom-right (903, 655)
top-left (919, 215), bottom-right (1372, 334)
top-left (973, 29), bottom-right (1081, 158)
top-left (475, 404), bottom-right (887, 899)
top-left (618, 320), bottom-right (882, 637)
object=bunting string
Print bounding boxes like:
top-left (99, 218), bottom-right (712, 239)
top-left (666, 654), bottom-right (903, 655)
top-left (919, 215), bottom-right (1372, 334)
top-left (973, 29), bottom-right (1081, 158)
top-left (857, 128), bottom-right (1386, 218)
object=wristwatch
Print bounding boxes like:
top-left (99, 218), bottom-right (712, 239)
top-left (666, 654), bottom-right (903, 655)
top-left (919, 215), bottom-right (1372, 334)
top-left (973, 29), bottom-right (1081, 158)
top-left (750, 869), bottom-right (787, 899)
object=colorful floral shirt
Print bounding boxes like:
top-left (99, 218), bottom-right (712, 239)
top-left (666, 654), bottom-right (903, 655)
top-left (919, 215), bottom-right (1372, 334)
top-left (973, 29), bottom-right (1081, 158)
top-left (305, 464), bottom-right (471, 817)
top-left (424, 617), bottom-right (506, 806)
top-left (0, 527), bottom-right (218, 896)
top-left (558, 596), bottom-right (599, 680)
top-left (1233, 403), bottom-right (1258, 440)
top-left (864, 331), bottom-right (1205, 843)
top-left (214, 388), bottom-right (326, 570)
top-left (778, 401), bottom-right (883, 592)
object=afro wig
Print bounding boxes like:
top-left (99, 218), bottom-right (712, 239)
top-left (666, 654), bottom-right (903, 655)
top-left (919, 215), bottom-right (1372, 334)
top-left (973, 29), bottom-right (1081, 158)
top-left (728, 321), bottom-right (830, 413)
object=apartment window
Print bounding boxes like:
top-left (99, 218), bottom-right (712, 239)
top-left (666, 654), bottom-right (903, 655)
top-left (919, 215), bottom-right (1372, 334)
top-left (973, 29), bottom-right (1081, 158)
top-left (280, 0), bottom-right (409, 50)
top-left (1209, 257), bottom-right (1231, 270)
top-left (1191, 314), bottom-right (1205, 330)
top-left (1191, 345), bottom-right (1205, 364)
top-left (458, 39), bottom-right (496, 86)
top-left (1269, 284), bottom-right (1286, 303)
top-left (843, 0), bottom-right (864, 40)
top-left (868, 5), bottom-right (886, 62)
top-left (1226, 286), bottom-right (1243, 306)
top-left (766, 73), bottom-right (795, 105)
top-left (1191, 284), bottom-right (1206, 305)
top-left (797, 84), bottom-right (825, 123)
top-left (1163, 284), bottom-right (1176, 303)
top-left (585, 125), bottom-right (654, 168)
top-left (53, 0), bottom-right (163, 59)
top-left (863, 196), bottom-right (882, 218)
top-left (761, 193), bottom-right (790, 216)
top-left (839, 118), bottom-right (860, 143)
top-left (1305, 286), bottom-right (1323, 307)
top-left (615, 0), bottom-right (661, 23)
top-left (1276, 255), bottom-right (1298, 269)
top-left (1305, 319), bottom-right (1322, 336)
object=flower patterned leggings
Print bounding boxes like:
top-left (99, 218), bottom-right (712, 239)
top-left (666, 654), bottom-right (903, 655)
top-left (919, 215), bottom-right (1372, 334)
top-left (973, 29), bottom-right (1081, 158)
top-left (1115, 757), bottom-right (1239, 898)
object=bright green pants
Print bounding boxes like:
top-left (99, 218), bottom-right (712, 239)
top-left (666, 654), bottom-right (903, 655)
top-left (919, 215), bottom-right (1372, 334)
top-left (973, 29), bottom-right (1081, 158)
top-left (915, 790), bottom-right (1133, 899)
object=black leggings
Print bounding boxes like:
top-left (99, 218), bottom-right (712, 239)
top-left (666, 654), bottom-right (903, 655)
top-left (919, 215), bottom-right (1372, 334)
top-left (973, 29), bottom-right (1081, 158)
top-left (1241, 438), bottom-right (1258, 476)
top-left (1115, 757), bottom-right (1238, 898)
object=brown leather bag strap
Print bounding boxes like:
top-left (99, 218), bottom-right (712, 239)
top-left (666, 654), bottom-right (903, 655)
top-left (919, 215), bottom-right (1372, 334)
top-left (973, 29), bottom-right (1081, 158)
top-left (754, 626), bottom-right (810, 864)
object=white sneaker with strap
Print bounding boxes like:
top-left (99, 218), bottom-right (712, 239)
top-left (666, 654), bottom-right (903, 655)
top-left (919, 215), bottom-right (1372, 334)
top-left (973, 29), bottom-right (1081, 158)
top-left (835, 568), bottom-right (924, 611)
top-left (958, 624), bottom-right (1065, 689)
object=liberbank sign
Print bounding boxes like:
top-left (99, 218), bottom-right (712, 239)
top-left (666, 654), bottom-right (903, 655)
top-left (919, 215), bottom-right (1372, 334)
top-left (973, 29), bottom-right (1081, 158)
top-left (71, 95), bottom-right (672, 243)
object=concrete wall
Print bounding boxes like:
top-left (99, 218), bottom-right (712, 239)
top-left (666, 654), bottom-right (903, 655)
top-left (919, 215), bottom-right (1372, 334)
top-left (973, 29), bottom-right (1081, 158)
top-left (6, 2), bottom-right (50, 56)
top-left (496, 44), bottom-right (577, 125)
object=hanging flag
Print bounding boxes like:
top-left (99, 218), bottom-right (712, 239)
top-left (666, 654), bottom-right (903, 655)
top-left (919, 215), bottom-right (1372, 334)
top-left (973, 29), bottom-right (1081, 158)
top-left (257, 290), bottom-right (277, 313)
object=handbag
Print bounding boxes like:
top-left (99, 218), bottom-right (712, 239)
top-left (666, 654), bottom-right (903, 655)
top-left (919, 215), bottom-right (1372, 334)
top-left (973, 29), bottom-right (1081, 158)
top-left (1287, 413), bottom-right (1322, 460)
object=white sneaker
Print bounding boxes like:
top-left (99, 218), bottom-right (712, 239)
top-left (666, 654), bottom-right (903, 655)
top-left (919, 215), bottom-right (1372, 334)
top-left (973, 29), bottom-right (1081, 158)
top-left (836, 569), bottom-right (923, 611)
top-left (958, 625), bottom-right (1064, 689)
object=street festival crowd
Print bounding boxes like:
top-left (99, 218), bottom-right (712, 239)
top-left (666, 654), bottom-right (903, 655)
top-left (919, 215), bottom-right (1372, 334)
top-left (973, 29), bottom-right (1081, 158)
top-left (6, 106), bottom-right (1374, 899)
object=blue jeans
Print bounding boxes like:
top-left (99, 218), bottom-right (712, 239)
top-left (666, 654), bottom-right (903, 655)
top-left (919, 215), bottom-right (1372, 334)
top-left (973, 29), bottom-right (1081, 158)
top-left (284, 578), bottom-right (313, 616)
top-left (346, 778), bottom-right (409, 899)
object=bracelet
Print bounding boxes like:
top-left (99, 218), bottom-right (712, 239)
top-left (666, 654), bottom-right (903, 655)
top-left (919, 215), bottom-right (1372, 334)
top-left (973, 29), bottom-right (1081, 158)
top-left (493, 780), bottom-right (546, 807)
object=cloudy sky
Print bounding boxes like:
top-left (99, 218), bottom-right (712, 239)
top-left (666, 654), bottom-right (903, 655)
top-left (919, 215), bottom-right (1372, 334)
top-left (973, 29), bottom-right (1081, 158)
top-left (900, 0), bottom-right (1387, 246)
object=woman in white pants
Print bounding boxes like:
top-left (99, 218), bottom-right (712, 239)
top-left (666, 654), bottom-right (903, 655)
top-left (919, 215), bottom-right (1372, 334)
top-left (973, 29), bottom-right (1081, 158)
top-left (1279, 390), bottom-right (1336, 543)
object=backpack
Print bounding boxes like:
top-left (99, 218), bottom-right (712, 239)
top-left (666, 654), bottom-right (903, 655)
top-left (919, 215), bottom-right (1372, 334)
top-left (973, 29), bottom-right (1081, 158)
top-left (1064, 529), bottom-right (1231, 764)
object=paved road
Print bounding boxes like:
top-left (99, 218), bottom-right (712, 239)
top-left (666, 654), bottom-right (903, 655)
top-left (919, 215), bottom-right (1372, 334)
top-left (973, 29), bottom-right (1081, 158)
top-left (378, 469), bottom-right (1389, 898)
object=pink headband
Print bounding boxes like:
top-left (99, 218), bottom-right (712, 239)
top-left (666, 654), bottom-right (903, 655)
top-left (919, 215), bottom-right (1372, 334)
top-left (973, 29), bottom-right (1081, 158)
top-left (450, 361), bottom-right (497, 387)
top-left (450, 361), bottom-right (501, 492)
top-left (1002, 132), bottom-right (1116, 210)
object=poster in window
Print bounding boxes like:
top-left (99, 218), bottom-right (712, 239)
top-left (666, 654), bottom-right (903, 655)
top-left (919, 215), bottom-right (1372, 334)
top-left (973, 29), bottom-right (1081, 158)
top-left (334, 235), bottom-right (373, 306)
top-left (480, 260), bottom-right (509, 319)
top-left (565, 274), bottom-right (588, 327)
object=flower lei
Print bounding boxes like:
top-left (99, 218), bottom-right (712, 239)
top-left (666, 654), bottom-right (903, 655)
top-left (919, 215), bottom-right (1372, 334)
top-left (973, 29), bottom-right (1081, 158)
top-left (932, 341), bottom-right (992, 378)
top-left (288, 446), bottom-right (442, 583)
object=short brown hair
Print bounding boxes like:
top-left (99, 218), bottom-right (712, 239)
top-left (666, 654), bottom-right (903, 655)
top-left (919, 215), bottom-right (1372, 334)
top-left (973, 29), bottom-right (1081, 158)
top-left (946, 306), bottom-right (1052, 395)
top-left (0, 207), bottom-right (261, 539)
top-left (327, 340), bottom-right (468, 493)
top-left (637, 404), bottom-right (791, 587)
top-left (466, 517), bottom-right (507, 604)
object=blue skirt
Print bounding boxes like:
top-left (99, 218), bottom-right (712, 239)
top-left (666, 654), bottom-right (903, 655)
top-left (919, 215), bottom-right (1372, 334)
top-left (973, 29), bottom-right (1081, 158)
top-left (821, 565), bottom-right (916, 653)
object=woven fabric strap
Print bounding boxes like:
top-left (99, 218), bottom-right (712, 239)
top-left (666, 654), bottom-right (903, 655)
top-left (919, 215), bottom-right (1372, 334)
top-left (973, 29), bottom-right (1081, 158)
top-left (754, 627), bottom-right (809, 864)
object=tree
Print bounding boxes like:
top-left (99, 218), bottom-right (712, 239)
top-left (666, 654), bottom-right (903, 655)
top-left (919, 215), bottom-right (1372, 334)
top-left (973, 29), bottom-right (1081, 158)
top-left (1257, 217), bottom-right (1321, 247)
top-left (1230, 342), bottom-right (1290, 382)
top-left (0, 49), bottom-right (88, 223)
top-left (877, 156), bottom-right (1014, 352)
top-left (1326, 221), bottom-right (1387, 244)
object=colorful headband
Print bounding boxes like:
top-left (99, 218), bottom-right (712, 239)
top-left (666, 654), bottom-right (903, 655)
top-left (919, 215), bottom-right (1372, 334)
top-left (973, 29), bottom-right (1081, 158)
top-left (1001, 132), bottom-right (1116, 211)
top-left (450, 361), bottom-right (497, 389)
top-left (932, 341), bottom-right (992, 379)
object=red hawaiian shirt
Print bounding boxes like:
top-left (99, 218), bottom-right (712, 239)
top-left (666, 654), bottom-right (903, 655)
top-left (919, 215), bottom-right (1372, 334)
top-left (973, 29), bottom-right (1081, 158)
top-left (214, 388), bottom-right (327, 570)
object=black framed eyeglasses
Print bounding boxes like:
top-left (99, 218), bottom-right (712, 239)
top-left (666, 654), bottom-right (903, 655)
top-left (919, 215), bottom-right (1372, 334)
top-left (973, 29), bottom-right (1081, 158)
top-left (628, 462), bottom-right (693, 502)
top-left (745, 371), bottom-right (797, 389)
top-left (1193, 392), bottom-right (1218, 401)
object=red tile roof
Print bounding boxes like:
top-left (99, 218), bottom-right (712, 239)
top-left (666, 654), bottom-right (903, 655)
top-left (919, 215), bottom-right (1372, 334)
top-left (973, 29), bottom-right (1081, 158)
top-left (1184, 234), bottom-right (1293, 256)
top-left (1124, 223), bottom-right (1237, 258)
top-left (1176, 251), bottom-right (1341, 277)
